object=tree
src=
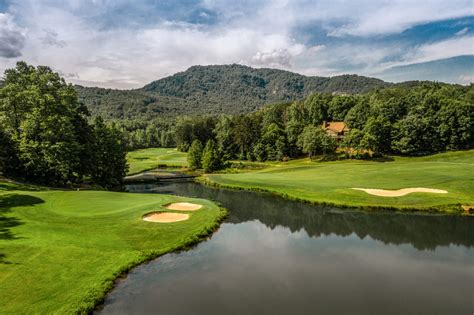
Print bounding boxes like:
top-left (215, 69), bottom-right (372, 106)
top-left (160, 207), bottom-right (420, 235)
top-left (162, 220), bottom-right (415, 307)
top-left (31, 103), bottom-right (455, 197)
top-left (89, 117), bottom-right (128, 188)
top-left (328, 95), bottom-right (356, 121)
top-left (214, 115), bottom-right (237, 160)
top-left (304, 93), bottom-right (330, 125)
top-left (261, 123), bottom-right (286, 161)
top-left (201, 140), bottom-right (221, 173)
top-left (344, 97), bottom-right (371, 129)
top-left (391, 113), bottom-right (438, 155)
top-left (0, 127), bottom-right (18, 175)
top-left (297, 125), bottom-right (336, 158)
top-left (0, 62), bottom-right (129, 187)
top-left (233, 115), bottom-right (260, 159)
top-left (187, 139), bottom-right (203, 169)
top-left (342, 128), bottom-right (365, 157)
top-left (0, 62), bottom-right (88, 184)
top-left (360, 116), bottom-right (392, 153)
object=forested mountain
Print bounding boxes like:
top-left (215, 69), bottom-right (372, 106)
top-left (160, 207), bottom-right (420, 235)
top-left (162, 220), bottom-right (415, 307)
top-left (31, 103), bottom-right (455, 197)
top-left (76, 64), bottom-right (389, 119)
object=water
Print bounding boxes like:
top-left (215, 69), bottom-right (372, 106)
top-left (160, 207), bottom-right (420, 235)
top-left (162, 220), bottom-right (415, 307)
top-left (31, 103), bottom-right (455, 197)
top-left (99, 182), bottom-right (474, 314)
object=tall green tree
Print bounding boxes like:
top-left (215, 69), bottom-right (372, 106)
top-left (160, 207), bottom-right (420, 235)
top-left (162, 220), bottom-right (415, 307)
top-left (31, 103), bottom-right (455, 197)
top-left (89, 117), bottom-right (128, 188)
top-left (187, 139), bottom-right (203, 169)
top-left (214, 115), bottom-right (237, 160)
top-left (201, 140), bottom-right (221, 173)
top-left (0, 62), bottom-right (88, 184)
top-left (297, 125), bottom-right (336, 158)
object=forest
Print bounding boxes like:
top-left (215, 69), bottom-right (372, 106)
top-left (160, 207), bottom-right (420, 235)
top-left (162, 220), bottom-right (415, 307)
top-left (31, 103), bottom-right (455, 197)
top-left (0, 62), bottom-right (128, 187)
top-left (76, 64), bottom-right (389, 119)
top-left (120, 82), bottom-right (473, 170)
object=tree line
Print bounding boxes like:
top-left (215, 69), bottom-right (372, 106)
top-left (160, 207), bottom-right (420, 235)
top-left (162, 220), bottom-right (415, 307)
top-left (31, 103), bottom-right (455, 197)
top-left (175, 82), bottom-right (473, 170)
top-left (0, 62), bottom-right (128, 187)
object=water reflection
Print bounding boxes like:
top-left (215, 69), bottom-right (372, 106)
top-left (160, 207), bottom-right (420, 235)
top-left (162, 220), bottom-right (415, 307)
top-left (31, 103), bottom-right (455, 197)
top-left (127, 182), bottom-right (474, 250)
top-left (98, 182), bottom-right (474, 314)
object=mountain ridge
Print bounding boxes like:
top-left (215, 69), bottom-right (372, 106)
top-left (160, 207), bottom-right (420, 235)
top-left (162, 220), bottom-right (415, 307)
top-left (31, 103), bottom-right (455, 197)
top-left (75, 64), bottom-right (392, 119)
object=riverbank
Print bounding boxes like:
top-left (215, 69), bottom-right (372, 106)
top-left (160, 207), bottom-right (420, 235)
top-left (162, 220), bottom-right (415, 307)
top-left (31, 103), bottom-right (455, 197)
top-left (0, 180), bottom-right (226, 314)
top-left (200, 150), bottom-right (474, 214)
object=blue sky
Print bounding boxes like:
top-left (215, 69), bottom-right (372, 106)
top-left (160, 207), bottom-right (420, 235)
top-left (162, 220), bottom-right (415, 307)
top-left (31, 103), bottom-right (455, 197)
top-left (0, 0), bottom-right (473, 88)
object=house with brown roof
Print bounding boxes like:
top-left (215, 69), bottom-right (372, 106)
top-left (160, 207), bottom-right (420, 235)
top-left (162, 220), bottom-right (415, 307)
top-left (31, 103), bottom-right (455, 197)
top-left (322, 121), bottom-right (349, 140)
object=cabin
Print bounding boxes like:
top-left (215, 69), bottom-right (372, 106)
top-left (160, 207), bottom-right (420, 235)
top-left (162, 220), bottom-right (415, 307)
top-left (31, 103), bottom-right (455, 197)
top-left (322, 121), bottom-right (349, 140)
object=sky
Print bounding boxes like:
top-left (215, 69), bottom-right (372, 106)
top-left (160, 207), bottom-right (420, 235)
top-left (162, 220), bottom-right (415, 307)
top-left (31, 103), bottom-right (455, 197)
top-left (0, 0), bottom-right (473, 89)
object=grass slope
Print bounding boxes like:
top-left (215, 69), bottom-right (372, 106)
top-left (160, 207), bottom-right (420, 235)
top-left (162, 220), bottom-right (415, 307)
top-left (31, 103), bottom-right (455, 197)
top-left (0, 182), bottom-right (225, 314)
top-left (127, 148), bottom-right (187, 175)
top-left (203, 150), bottom-right (474, 212)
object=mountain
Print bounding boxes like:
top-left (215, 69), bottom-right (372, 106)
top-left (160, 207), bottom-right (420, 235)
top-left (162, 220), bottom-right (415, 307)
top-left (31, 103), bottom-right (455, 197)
top-left (76, 64), bottom-right (390, 119)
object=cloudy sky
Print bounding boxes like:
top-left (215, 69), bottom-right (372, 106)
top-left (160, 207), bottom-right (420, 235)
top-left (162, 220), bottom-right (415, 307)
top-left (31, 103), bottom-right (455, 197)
top-left (0, 0), bottom-right (473, 88)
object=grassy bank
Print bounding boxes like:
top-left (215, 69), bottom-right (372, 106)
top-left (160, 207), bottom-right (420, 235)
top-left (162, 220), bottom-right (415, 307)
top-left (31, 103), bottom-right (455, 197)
top-left (0, 181), bottom-right (226, 314)
top-left (201, 150), bottom-right (474, 213)
top-left (127, 148), bottom-right (187, 175)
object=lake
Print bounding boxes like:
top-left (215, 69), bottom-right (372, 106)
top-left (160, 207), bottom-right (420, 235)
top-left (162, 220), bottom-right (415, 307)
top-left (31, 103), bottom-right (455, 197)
top-left (98, 181), bottom-right (474, 314)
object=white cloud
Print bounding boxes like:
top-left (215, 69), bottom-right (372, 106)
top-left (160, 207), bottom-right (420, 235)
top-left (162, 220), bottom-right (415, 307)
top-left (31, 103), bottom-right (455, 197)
top-left (456, 27), bottom-right (470, 36)
top-left (379, 35), bottom-right (474, 69)
top-left (459, 74), bottom-right (474, 84)
top-left (0, 13), bottom-right (25, 58)
top-left (326, 0), bottom-right (473, 37)
top-left (1, 0), bottom-right (473, 87)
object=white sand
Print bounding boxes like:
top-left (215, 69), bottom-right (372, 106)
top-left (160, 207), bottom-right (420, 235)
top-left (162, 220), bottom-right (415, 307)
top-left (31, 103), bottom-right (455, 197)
top-left (352, 187), bottom-right (448, 197)
top-left (143, 212), bottom-right (189, 223)
top-left (165, 202), bottom-right (203, 211)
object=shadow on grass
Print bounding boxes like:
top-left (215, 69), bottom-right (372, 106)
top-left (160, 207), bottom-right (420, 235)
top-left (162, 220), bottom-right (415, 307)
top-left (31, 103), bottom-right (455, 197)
top-left (0, 181), bottom-right (44, 192)
top-left (0, 194), bottom-right (44, 264)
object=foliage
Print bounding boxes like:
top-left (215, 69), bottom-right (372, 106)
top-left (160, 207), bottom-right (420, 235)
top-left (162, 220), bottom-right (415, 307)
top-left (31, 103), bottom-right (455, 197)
top-left (76, 64), bottom-right (389, 120)
top-left (297, 125), bottom-right (336, 158)
top-left (89, 117), bottom-right (128, 188)
top-left (187, 139), bottom-right (203, 169)
top-left (0, 62), bottom-right (128, 187)
top-left (201, 140), bottom-right (222, 172)
top-left (175, 116), bottom-right (216, 152)
top-left (163, 82), bottom-right (472, 164)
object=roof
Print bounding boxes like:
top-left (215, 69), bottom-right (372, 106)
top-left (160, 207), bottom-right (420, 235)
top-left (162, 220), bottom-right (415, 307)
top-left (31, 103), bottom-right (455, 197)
top-left (324, 122), bottom-right (349, 133)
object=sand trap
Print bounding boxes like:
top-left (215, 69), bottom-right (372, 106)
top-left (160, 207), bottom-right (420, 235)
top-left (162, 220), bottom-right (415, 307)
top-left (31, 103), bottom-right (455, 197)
top-left (462, 205), bottom-right (474, 214)
top-left (352, 187), bottom-right (448, 197)
top-left (143, 212), bottom-right (189, 223)
top-left (164, 202), bottom-right (203, 211)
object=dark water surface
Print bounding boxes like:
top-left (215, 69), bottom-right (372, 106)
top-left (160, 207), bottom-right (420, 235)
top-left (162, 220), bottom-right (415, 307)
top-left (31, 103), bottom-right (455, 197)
top-left (99, 182), bottom-right (474, 315)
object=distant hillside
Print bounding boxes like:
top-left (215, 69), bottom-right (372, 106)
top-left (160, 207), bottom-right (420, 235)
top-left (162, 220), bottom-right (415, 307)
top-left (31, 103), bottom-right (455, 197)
top-left (77, 64), bottom-right (390, 119)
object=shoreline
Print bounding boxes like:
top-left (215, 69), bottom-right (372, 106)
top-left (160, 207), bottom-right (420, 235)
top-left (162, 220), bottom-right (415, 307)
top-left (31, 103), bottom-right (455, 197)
top-left (196, 176), bottom-right (467, 215)
top-left (91, 206), bottom-right (228, 314)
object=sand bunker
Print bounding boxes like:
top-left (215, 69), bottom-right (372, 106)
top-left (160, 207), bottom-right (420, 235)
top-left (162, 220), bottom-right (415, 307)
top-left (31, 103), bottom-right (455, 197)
top-left (462, 205), bottom-right (474, 214)
top-left (143, 212), bottom-right (189, 223)
top-left (352, 187), bottom-right (448, 197)
top-left (164, 202), bottom-right (203, 211)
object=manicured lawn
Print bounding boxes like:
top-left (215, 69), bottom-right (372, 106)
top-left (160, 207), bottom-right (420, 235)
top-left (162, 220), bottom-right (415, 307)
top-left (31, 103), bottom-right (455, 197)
top-left (203, 150), bottom-right (474, 212)
top-left (0, 182), bottom-right (225, 314)
top-left (127, 148), bottom-right (188, 175)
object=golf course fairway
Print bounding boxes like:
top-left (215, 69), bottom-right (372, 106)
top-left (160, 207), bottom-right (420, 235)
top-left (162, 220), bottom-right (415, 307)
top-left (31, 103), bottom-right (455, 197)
top-left (202, 150), bottom-right (474, 212)
top-left (127, 148), bottom-right (187, 175)
top-left (0, 181), bottom-right (226, 314)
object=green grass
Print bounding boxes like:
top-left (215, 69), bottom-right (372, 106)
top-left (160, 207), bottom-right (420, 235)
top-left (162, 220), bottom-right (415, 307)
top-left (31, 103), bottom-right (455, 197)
top-left (202, 150), bottom-right (474, 213)
top-left (127, 148), bottom-right (188, 175)
top-left (0, 181), bottom-right (226, 314)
